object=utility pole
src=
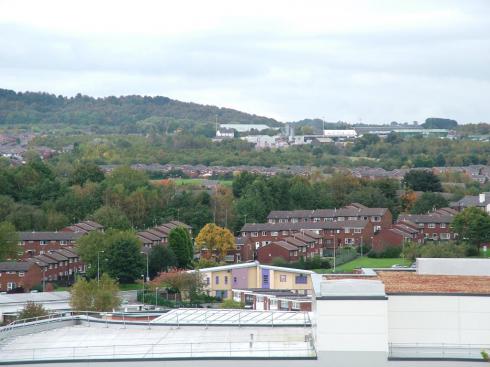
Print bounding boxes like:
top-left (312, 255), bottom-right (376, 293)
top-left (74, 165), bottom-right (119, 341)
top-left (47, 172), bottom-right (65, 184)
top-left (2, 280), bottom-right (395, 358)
top-left (333, 234), bottom-right (336, 272)
top-left (141, 251), bottom-right (149, 282)
top-left (360, 237), bottom-right (363, 257)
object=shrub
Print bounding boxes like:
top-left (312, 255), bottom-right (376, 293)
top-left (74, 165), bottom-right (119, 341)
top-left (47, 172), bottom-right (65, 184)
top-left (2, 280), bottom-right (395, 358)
top-left (221, 299), bottom-right (244, 309)
top-left (18, 301), bottom-right (48, 320)
top-left (369, 246), bottom-right (402, 259)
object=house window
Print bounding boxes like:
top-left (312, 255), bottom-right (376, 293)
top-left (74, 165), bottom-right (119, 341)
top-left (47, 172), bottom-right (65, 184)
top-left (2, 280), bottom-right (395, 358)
top-left (271, 231), bottom-right (278, 237)
top-left (224, 276), bottom-right (228, 285)
top-left (345, 238), bottom-right (354, 245)
top-left (215, 276), bottom-right (219, 284)
top-left (7, 282), bottom-right (16, 290)
top-left (440, 223), bottom-right (446, 228)
top-left (280, 275), bottom-right (287, 282)
top-left (19, 241), bottom-right (25, 246)
top-left (428, 223), bottom-right (436, 228)
top-left (251, 232), bottom-right (258, 237)
top-left (282, 230), bottom-right (288, 235)
top-left (344, 228), bottom-right (350, 233)
top-left (337, 217), bottom-right (345, 221)
top-left (292, 301), bottom-right (300, 310)
top-left (262, 274), bottom-right (269, 284)
top-left (18, 272), bottom-right (25, 277)
top-left (354, 228), bottom-right (362, 233)
top-left (233, 277), bottom-right (237, 283)
top-left (261, 231), bottom-right (267, 236)
top-left (373, 216), bottom-right (381, 222)
top-left (440, 233), bottom-right (450, 240)
top-left (60, 240), bottom-right (67, 245)
top-left (40, 240), bottom-right (47, 245)
top-left (291, 218), bottom-right (298, 223)
top-left (295, 275), bottom-right (308, 284)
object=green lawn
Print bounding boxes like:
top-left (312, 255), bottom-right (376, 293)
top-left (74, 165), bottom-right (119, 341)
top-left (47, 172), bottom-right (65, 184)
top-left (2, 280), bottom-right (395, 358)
top-left (314, 256), bottom-right (412, 274)
top-left (171, 178), bottom-right (232, 187)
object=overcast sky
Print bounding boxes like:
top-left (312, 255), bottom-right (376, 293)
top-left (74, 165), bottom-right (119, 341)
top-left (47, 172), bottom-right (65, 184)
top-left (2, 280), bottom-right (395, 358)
top-left (0, 0), bottom-right (489, 124)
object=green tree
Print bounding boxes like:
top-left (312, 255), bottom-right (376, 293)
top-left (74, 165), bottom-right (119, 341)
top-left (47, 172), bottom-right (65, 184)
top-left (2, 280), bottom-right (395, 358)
top-left (91, 205), bottom-right (130, 230)
top-left (70, 274), bottom-right (121, 311)
top-left (0, 221), bottom-right (19, 261)
top-left (149, 245), bottom-right (177, 277)
top-left (403, 170), bottom-right (443, 192)
top-left (452, 207), bottom-right (490, 249)
top-left (168, 227), bottom-right (193, 268)
top-left (411, 192), bottom-right (449, 214)
top-left (105, 232), bottom-right (144, 283)
top-left (17, 301), bottom-right (48, 320)
top-left (68, 161), bottom-right (105, 186)
top-left (76, 231), bottom-right (108, 279)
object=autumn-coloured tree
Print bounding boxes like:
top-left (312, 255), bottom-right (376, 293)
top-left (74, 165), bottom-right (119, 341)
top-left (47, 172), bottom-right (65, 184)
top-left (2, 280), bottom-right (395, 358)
top-left (151, 271), bottom-right (204, 301)
top-left (195, 223), bottom-right (235, 261)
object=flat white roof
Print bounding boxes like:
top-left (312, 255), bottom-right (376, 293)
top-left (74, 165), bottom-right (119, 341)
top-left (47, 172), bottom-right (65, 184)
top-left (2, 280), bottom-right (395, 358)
top-left (152, 308), bottom-right (311, 326)
top-left (0, 291), bottom-right (70, 305)
top-left (0, 322), bottom-right (314, 362)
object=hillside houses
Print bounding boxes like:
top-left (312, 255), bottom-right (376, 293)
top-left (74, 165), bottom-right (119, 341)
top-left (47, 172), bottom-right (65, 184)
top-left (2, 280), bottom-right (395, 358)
top-left (137, 221), bottom-right (192, 253)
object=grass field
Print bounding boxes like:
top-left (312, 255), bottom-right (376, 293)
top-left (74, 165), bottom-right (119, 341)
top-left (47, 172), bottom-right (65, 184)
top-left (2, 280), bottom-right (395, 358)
top-left (171, 178), bottom-right (233, 187)
top-left (314, 256), bottom-right (413, 274)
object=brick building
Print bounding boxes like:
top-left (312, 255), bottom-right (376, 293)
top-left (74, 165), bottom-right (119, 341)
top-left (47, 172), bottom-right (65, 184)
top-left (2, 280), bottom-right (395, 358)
top-left (397, 207), bottom-right (458, 241)
top-left (27, 248), bottom-right (84, 283)
top-left (137, 221), bottom-right (192, 253)
top-left (241, 220), bottom-right (374, 252)
top-left (18, 232), bottom-right (83, 259)
top-left (267, 203), bottom-right (392, 232)
top-left (372, 222), bottom-right (424, 253)
top-left (0, 262), bottom-right (42, 292)
top-left (62, 220), bottom-right (104, 234)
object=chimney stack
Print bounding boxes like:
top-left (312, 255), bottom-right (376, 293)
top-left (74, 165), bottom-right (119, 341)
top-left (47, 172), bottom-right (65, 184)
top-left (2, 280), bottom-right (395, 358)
top-left (479, 193), bottom-right (486, 204)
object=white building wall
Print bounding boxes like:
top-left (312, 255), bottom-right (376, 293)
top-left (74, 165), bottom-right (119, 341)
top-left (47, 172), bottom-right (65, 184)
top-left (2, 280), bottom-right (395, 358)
top-left (388, 295), bottom-right (490, 345)
top-left (315, 299), bottom-right (388, 352)
top-left (417, 258), bottom-right (490, 276)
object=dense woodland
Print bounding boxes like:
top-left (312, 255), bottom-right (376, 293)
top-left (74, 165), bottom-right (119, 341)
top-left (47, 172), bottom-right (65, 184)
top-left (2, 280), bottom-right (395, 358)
top-left (0, 157), bottom-right (483, 236)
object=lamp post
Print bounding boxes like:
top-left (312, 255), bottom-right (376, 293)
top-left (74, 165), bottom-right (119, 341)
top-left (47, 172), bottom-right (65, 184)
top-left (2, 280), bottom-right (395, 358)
top-left (155, 287), bottom-right (159, 307)
top-left (141, 251), bottom-right (149, 282)
top-left (97, 250), bottom-right (104, 284)
top-left (141, 274), bottom-right (145, 306)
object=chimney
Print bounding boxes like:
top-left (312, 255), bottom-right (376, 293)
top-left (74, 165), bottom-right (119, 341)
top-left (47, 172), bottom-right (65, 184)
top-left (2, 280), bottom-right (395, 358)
top-left (479, 193), bottom-right (486, 204)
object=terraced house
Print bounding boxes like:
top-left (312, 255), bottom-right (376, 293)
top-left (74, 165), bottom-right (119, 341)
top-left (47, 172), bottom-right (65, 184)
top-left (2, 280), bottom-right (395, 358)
top-left (397, 207), bottom-right (458, 241)
top-left (267, 203), bottom-right (392, 232)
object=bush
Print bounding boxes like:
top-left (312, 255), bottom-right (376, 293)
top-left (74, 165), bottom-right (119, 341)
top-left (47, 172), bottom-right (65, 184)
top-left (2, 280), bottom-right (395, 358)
top-left (221, 299), bottom-right (244, 309)
top-left (368, 246), bottom-right (402, 258)
top-left (18, 301), bottom-right (48, 320)
top-left (466, 246), bottom-right (480, 257)
top-left (402, 241), bottom-right (469, 261)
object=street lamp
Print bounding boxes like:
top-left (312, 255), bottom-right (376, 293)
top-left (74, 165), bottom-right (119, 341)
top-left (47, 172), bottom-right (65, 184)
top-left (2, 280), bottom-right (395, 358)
top-left (141, 251), bottom-right (149, 282)
top-left (97, 250), bottom-right (105, 284)
top-left (155, 287), bottom-right (159, 307)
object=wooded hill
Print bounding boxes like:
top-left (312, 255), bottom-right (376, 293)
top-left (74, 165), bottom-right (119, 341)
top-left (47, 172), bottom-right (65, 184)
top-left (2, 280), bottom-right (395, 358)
top-left (0, 89), bottom-right (282, 135)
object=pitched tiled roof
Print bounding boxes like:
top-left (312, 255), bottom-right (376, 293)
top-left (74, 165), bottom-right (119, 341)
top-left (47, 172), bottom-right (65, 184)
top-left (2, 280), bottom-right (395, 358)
top-left (18, 232), bottom-right (83, 241)
top-left (241, 220), bottom-right (369, 232)
top-left (398, 214), bottom-right (453, 224)
top-left (0, 261), bottom-right (35, 272)
top-left (273, 241), bottom-right (299, 251)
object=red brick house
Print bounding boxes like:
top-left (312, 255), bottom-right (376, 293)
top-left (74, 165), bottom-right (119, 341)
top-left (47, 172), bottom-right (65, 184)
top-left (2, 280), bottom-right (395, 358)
top-left (0, 261), bottom-right (42, 292)
top-left (62, 220), bottom-right (104, 234)
top-left (241, 220), bottom-right (374, 254)
top-left (372, 223), bottom-right (424, 253)
top-left (397, 207), bottom-right (457, 241)
top-left (137, 221), bottom-right (192, 253)
top-left (257, 241), bottom-right (300, 264)
top-left (18, 232), bottom-right (83, 259)
top-left (267, 203), bottom-right (392, 232)
top-left (27, 248), bottom-right (84, 284)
